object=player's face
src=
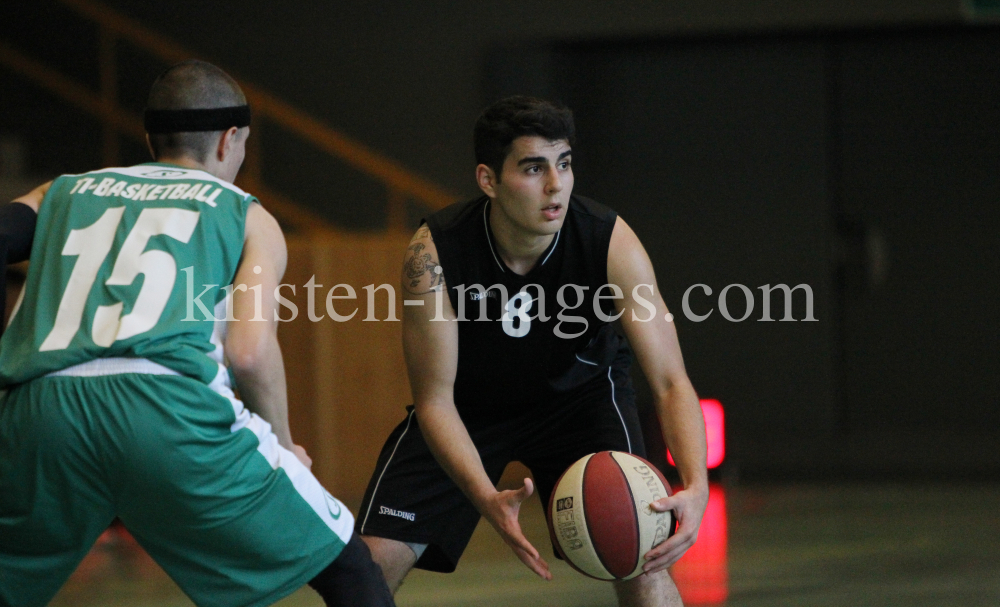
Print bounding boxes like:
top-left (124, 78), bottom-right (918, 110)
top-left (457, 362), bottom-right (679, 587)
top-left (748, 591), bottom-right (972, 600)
top-left (489, 136), bottom-right (574, 236)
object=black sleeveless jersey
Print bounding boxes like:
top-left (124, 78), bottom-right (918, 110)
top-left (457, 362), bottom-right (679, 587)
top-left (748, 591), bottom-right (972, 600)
top-left (425, 194), bottom-right (632, 427)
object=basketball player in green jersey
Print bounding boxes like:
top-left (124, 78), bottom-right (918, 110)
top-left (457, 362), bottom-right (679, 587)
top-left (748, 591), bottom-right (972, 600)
top-left (0, 61), bottom-right (394, 607)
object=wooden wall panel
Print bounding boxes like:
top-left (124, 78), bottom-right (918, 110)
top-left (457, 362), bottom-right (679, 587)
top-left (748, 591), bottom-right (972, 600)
top-left (281, 234), bottom-right (413, 504)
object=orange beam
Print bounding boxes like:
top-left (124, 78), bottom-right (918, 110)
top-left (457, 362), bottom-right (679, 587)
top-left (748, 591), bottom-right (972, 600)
top-left (244, 87), bottom-right (457, 210)
top-left (59, 0), bottom-right (192, 65)
top-left (57, 0), bottom-right (458, 211)
top-left (0, 39), bottom-right (336, 238)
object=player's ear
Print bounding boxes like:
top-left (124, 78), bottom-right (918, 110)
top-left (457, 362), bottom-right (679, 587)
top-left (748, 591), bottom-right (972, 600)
top-left (145, 134), bottom-right (156, 161)
top-left (476, 164), bottom-right (498, 198)
top-left (218, 126), bottom-right (239, 162)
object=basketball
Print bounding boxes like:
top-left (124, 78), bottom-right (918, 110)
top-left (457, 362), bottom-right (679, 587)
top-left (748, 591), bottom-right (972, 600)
top-left (547, 451), bottom-right (676, 581)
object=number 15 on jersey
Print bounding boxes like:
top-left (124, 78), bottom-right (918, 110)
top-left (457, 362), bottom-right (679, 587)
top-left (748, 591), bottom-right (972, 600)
top-left (40, 207), bottom-right (200, 352)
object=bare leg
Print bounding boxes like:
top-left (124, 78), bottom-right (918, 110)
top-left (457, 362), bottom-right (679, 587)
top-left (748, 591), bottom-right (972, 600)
top-left (614, 569), bottom-right (684, 607)
top-left (361, 535), bottom-right (418, 594)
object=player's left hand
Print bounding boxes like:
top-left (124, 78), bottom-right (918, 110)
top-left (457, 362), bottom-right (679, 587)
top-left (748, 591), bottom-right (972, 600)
top-left (641, 484), bottom-right (709, 574)
top-left (481, 478), bottom-right (553, 581)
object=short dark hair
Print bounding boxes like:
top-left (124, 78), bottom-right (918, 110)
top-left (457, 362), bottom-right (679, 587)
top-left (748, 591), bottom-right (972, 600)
top-left (474, 96), bottom-right (575, 180)
top-left (146, 60), bottom-right (247, 163)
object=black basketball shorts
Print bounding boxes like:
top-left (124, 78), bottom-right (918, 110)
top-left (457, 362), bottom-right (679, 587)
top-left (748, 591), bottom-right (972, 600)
top-left (355, 364), bottom-right (645, 573)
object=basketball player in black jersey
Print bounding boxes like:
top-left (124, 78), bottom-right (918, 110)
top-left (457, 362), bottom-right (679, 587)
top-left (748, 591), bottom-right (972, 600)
top-left (356, 96), bottom-right (708, 606)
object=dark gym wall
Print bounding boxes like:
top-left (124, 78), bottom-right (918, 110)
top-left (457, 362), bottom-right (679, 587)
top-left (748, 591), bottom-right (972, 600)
top-left (90, 0), bottom-right (967, 198)
top-left (568, 41), bottom-right (837, 475)
top-left (2, 0), bottom-right (964, 197)
top-left (835, 30), bottom-right (1000, 471)
top-left (486, 39), bottom-right (837, 476)
top-left (485, 27), bottom-right (1000, 478)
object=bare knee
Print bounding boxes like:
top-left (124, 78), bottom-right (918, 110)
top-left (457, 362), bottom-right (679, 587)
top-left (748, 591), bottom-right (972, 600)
top-left (613, 569), bottom-right (683, 607)
top-left (360, 534), bottom-right (418, 594)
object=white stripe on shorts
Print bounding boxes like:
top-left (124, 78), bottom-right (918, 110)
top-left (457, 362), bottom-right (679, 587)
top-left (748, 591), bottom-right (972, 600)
top-left (608, 366), bottom-right (632, 454)
top-left (360, 408), bottom-right (415, 534)
top-left (42, 355), bottom-right (355, 544)
top-left (228, 396), bottom-right (355, 545)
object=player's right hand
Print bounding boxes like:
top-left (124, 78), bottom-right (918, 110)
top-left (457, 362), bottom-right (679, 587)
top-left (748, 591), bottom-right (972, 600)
top-left (481, 478), bottom-right (552, 581)
top-left (292, 444), bottom-right (312, 469)
top-left (643, 483), bottom-right (709, 573)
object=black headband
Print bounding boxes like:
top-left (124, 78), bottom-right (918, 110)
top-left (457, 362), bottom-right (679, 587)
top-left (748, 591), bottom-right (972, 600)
top-left (144, 105), bottom-right (251, 134)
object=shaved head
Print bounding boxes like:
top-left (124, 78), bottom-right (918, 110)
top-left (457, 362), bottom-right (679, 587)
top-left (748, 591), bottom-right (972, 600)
top-left (146, 60), bottom-right (247, 162)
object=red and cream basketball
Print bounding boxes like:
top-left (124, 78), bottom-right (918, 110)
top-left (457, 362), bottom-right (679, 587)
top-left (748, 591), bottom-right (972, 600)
top-left (547, 451), bottom-right (676, 581)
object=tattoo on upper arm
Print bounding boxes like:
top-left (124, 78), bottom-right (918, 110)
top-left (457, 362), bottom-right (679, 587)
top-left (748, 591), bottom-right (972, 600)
top-left (403, 235), bottom-right (444, 294)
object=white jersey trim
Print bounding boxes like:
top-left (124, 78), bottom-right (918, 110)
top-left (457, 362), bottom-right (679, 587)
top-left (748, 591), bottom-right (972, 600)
top-left (483, 201), bottom-right (507, 273)
top-left (482, 201), bottom-right (562, 273)
top-left (69, 165), bottom-right (253, 200)
top-left (540, 227), bottom-right (561, 266)
top-left (45, 357), bottom-right (182, 378)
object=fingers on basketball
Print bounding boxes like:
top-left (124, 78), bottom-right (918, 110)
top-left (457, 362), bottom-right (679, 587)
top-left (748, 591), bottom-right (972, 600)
top-left (644, 530), bottom-right (695, 570)
top-left (650, 495), bottom-right (675, 511)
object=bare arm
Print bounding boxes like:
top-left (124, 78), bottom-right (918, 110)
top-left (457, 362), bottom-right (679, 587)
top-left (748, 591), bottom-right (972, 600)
top-left (403, 225), bottom-right (551, 580)
top-left (401, 227), bottom-right (475, 499)
top-left (225, 203), bottom-right (295, 450)
top-left (608, 216), bottom-right (709, 573)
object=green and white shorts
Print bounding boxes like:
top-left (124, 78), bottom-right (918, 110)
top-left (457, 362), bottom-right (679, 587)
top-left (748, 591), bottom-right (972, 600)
top-left (0, 358), bottom-right (353, 607)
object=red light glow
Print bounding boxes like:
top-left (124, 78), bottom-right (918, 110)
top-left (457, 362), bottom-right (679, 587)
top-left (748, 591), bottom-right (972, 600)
top-left (671, 483), bottom-right (728, 604)
top-left (668, 399), bottom-right (725, 469)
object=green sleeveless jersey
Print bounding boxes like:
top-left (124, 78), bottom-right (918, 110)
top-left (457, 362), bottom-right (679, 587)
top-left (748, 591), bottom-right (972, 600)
top-left (0, 163), bottom-right (255, 387)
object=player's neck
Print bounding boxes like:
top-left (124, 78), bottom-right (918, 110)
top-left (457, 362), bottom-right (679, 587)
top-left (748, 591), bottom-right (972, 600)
top-left (489, 203), bottom-right (554, 276)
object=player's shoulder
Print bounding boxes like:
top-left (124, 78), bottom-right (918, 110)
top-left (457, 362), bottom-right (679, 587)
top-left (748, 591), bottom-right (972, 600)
top-left (566, 195), bottom-right (619, 246)
top-left (568, 194), bottom-right (617, 225)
